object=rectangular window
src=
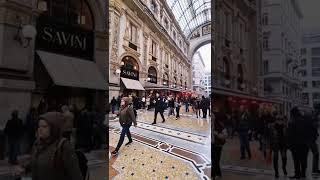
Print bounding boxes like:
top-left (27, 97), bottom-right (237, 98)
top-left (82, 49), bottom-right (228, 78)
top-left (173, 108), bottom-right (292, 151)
top-left (263, 34), bottom-right (269, 50)
top-left (301, 70), bottom-right (307, 77)
top-left (129, 23), bottom-right (137, 44)
top-left (312, 58), bottom-right (320, 67)
top-left (303, 81), bottom-right (308, 87)
top-left (312, 81), bottom-right (320, 88)
top-left (152, 41), bottom-right (157, 57)
top-left (313, 93), bottom-right (320, 100)
top-left (301, 48), bottom-right (306, 55)
top-left (263, 60), bottom-right (269, 74)
top-left (262, 13), bottom-right (268, 25)
top-left (312, 47), bottom-right (320, 56)
top-left (301, 59), bottom-right (307, 66)
top-left (312, 68), bottom-right (320, 76)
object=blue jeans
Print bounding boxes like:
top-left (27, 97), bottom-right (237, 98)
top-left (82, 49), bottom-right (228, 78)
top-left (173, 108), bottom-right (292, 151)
top-left (239, 132), bottom-right (251, 158)
top-left (112, 105), bottom-right (116, 114)
top-left (185, 104), bottom-right (189, 112)
top-left (115, 124), bottom-right (132, 151)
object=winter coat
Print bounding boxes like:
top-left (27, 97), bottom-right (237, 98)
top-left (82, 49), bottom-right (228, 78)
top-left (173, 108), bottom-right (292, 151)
top-left (4, 118), bottom-right (23, 141)
top-left (27, 140), bottom-right (82, 180)
top-left (62, 111), bottom-right (74, 132)
top-left (154, 97), bottom-right (165, 112)
top-left (119, 105), bottom-right (137, 126)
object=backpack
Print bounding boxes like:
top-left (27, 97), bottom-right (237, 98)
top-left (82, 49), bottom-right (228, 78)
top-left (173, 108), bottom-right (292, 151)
top-left (55, 138), bottom-right (89, 180)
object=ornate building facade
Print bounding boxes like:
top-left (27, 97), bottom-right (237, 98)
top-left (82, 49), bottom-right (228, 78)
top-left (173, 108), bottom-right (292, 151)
top-left (0, 0), bottom-right (108, 128)
top-left (214, 0), bottom-right (273, 112)
top-left (108, 0), bottom-right (192, 100)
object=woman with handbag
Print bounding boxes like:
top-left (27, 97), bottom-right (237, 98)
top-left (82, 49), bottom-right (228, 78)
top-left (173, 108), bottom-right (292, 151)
top-left (213, 110), bottom-right (227, 179)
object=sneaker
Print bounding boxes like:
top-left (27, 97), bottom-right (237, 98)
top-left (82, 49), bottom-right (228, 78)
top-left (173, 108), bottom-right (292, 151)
top-left (151, 122), bottom-right (156, 125)
top-left (111, 151), bottom-right (118, 155)
top-left (125, 141), bottom-right (133, 146)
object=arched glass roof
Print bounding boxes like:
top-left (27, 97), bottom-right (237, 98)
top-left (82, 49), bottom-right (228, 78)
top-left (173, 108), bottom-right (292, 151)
top-left (166, 0), bottom-right (211, 37)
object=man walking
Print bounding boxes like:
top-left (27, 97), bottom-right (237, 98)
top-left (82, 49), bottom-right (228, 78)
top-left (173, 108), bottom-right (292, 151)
top-left (200, 96), bottom-right (208, 118)
top-left (111, 97), bottom-right (117, 114)
top-left (236, 106), bottom-right (252, 160)
top-left (152, 93), bottom-right (166, 124)
top-left (4, 110), bottom-right (23, 165)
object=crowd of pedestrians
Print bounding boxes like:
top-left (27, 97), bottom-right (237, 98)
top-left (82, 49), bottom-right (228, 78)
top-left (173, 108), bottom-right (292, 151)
top-left (111, 93), bottom-right (211, 156)
top-left (0, 100), bottom-right (107, 179)
top-left (213, 105), bottom-right (320, 179)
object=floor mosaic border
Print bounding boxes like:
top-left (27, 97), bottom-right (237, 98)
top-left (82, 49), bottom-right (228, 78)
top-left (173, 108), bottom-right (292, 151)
top-left (109, 127), bottom-right (211, 179)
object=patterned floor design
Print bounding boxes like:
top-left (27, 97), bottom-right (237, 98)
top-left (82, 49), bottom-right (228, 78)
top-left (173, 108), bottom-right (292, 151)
top-left (109, 130), bottom-right (210, 179)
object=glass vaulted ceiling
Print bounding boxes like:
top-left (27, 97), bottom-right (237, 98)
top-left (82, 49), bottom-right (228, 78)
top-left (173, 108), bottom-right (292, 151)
top-left (166, 0), bottom-right (211, 37)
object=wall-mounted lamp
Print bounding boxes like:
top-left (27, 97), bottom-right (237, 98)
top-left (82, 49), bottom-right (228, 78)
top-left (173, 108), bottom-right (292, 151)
top-left (37, 0), bottom-right (48, 11)
top-left (115, 69), bottom-right (121, 75)
top-left (14, 24), bottom-right (37, 48)
top-left (121, 61), bottom-right (124, 66)
top-left (146, 77), bottom-right (151, 82)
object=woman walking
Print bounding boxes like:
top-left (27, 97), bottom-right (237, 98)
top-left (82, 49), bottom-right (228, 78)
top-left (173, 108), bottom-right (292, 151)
top-left (112, 97), bottom-right (137, 155)
top-left (193, 97), bottom-right (200, 118)
top-left (175, 97), bottom-right (182, 120)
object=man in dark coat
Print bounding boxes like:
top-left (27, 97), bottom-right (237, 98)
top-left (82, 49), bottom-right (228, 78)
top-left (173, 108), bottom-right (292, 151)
top-left (200, 96), bottom-right (208, 118)
top-left (110, 97), bottom-right (117, 114)
top-left (287, 107), bottom-right (313, 179)
top-left (152, 93), bottom-right (166, 124)
top-left (4, 110), bottom-right (24, 164)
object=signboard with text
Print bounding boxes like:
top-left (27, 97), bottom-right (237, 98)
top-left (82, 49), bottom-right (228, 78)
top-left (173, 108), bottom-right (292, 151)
top-left (36, 16), bottom-right (94, 60)
top-left (121, 66), bottom-right (139, 80)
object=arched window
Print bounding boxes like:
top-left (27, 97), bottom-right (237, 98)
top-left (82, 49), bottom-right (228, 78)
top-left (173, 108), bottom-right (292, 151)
top-left (40, 0), bottom-right (94, 30)
top-left (121, 56), bottom-right (139, 70)
top-left (120, 56), bottom-right (139, 80)
top-left (148, 67), bottom-right (157, 84)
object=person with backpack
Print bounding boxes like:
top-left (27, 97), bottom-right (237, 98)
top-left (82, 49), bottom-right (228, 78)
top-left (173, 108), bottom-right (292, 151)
top-left (15, 112), bottom-right (83, 180)
top-left (111, 97), bottom-right (137, 155)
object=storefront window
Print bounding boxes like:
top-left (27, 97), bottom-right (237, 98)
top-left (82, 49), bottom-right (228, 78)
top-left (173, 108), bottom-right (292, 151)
top-left (41, 0), bottom-right (94, 30)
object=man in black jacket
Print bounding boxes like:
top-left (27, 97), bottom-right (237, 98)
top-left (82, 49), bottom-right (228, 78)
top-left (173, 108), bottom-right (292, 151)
top-left (152, 93), bottom-right (166, 124)
top-left (287, 107), bottom-right (312, 179)
top-left (4, 110), bottom-right (23, 165)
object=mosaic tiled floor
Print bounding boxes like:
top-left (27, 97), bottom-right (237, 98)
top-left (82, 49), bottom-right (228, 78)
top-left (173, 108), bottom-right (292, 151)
top-left (109, 131), bottom-right (210, 179)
